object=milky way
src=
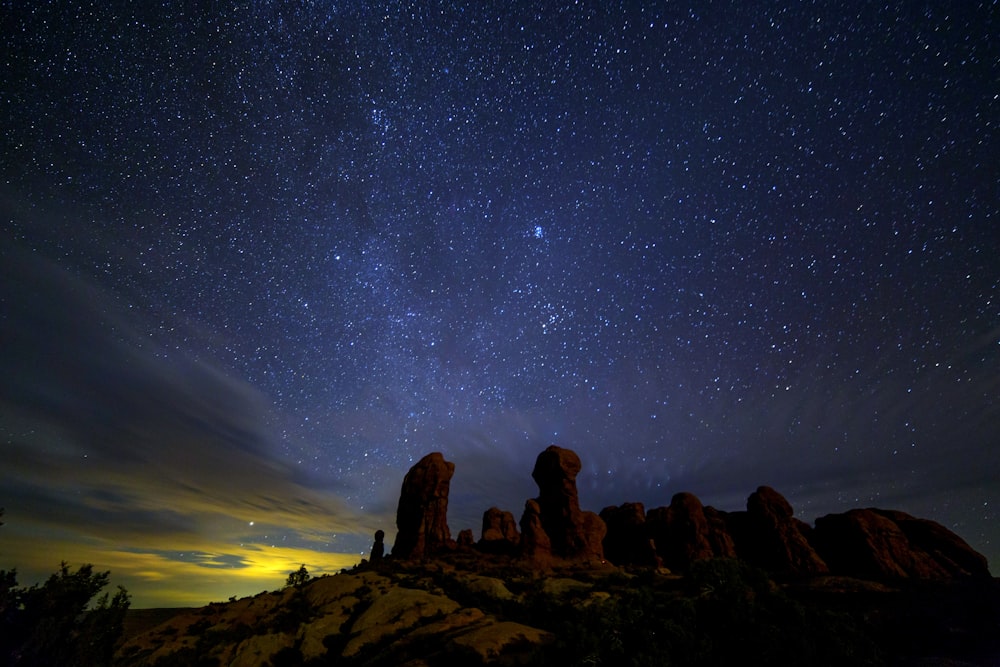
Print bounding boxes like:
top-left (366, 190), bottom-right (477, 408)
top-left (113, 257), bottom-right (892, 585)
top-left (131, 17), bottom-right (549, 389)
top-left (2, 2), bottom-right (997, 606)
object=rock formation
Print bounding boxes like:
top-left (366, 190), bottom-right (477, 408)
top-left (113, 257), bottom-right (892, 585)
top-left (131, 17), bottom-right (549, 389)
top-left (392, 452), bottom-right (455, 559)
top-left (370, 529), bottom-right (385, 562)
top-left (522, 445), bottom-right (606, 562)
top-left (646, 492), bottom-right (736, 571)
top-left (479, 507), bottom-right (520, 555)
top-left (812, 508), bottom-right (991, 580)
top-left (600, 502), bottom-right (661, 567)
top-left (457, 528), bottom-right (475, 548)
top-left (878, 510), bottom-right (991, 578)
top-left (579, 512), bottom-right (608, 561)
top-left (728, 486), bottom-right (829, 576)
top-left (387, 447), bottom-right (989, 582)
top-left (518, 498), bottom-right (552, 560)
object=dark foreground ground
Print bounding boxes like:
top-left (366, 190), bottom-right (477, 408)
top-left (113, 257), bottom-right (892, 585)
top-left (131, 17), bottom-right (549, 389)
top-left (118, 556), bottom-right (1000, 666)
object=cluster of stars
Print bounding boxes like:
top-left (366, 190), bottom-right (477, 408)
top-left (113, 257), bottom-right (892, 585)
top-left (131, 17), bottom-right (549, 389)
top-left (3, 1), bottom-right (996, 563)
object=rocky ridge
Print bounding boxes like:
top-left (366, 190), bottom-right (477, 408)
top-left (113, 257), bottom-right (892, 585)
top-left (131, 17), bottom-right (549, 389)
top-left (117, 561), bottom-right (557, 667)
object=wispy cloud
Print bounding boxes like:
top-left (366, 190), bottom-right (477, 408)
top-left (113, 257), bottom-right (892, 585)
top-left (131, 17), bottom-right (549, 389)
top-left (0, 251), bottom-right (384, 606)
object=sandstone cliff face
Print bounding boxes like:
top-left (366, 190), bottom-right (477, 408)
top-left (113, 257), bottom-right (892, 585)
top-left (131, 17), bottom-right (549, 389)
top-left (393, 452), bottom-right (455, 559)
top-left (523, 445), bottom-right (606, 562)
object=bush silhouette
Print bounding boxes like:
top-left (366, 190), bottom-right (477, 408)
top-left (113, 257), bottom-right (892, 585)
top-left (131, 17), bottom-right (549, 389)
top-left (0, 562), bottom-right (130, 666)
top-left (285, 564), bottom-right (310, 589)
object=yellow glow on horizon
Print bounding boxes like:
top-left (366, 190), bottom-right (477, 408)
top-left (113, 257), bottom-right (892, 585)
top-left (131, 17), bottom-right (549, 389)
top-left (1, 527), bottom-right (365, 609)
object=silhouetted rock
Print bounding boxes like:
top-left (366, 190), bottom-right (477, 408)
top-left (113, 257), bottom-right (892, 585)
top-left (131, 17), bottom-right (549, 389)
top-left (600, 502), bottom-right (661, 567)
top-left (813, 508), bottom-right (991, 580)
top-left (580, 512), bottom-right (608, 562)
top-left (731, 486), bottom-right (828, 576)
top-left (703, 506), bottom-right (737, 552)
top-left (645, 508), bottom-right (669, 554)
top-left (519, 498), bottom-right (552, 561)
top-left (393, 452), bottom-right (455, 559)
top-left (479, 507), bottom-right (520, 555)
top-left (526, 445), bottom-right (606, 562)
top-left (812, 509), bottom-right (918, 579)
top-left (384, 448), bottom-right (989, 585)
top-left (647, 492), bottom-right (736, 571)
top-left (371, 529), bottom-right (385, 562)
top-left (878, 510), bottom-right (990, 578)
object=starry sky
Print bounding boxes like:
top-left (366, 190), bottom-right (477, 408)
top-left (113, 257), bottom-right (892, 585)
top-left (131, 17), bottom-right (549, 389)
top-left (2, 1), bottom-right (997, 607)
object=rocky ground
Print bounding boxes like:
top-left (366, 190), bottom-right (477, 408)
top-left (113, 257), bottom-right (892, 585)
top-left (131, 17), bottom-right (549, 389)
top-left (115, 553), bottom-right (1000, 667)
top-left (116, 554), bottom-right (569, 667)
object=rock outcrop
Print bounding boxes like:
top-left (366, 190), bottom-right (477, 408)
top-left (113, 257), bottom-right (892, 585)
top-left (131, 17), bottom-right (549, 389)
top-left (728, 486), bottom-right (829, 576)
top-left (479, 507), bottom-right (520, 555)
top-left (118, 568), bottom-right (554, 666)
top-left (389, 448), bottom-right (989, 583)
top-left (393, 452), bottom-right (455, 559)
top-left (523, 445), bottom-right (606, 562)
top-left (637, 487), bottom-right (988, 582)
top-left (519, 498), bottom-right (552, 560)
top-left (600, 502), bottom-right (661, 567)
top-left (457, 528), bottom-right (475, 548)
top-left (370, 529), bottom-right (385, 562)
top-left (878, 510), bottom-right (991, 578)
top-left (646, 492), bottom-right (736, 571)
top-left (812, 508), bottom-right (991, 580)
top-left (579, 512), bottom-right (608, 561)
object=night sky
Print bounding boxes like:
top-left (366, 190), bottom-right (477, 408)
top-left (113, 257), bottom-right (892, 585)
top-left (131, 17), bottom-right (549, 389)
top-left (2, 2), bottom-right (997, 607)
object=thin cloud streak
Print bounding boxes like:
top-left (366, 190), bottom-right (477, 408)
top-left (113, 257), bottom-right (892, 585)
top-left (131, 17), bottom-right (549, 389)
top-left (0, 252), bottom-right (378, 606)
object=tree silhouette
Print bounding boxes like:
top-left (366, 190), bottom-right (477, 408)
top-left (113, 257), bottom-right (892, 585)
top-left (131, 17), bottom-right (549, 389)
top-left (285, 564), bottom-right (310, 588)
top-left (0, 562), bottom-right (130, 666)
